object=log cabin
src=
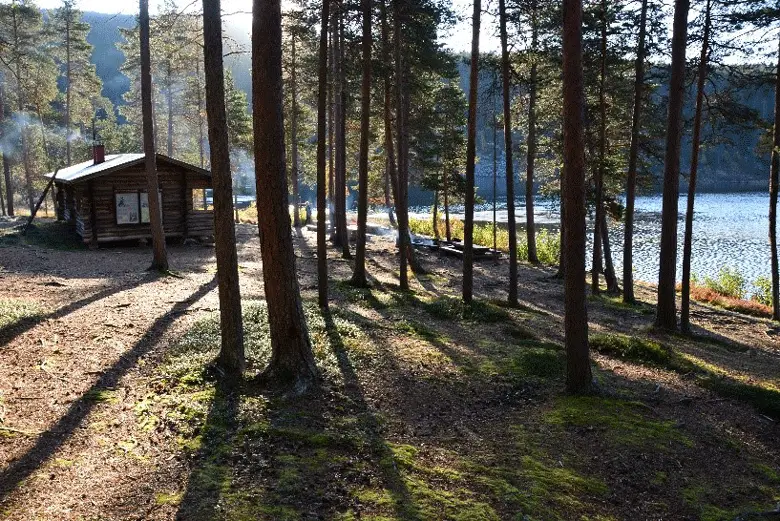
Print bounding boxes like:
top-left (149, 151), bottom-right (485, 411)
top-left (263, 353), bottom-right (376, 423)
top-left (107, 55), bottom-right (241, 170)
top-left (48, 144), bottom-right (214, 246)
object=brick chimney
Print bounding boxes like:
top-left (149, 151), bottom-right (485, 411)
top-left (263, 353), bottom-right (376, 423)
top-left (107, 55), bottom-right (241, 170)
top-left (93, 143), bottom-right (105, 165)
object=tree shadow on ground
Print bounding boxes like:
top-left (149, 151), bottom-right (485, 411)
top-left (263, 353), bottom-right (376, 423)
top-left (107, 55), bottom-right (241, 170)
top-left (0, 272), bottom-right (159, 348)
top-left (0, 277), bottom-right (217, 504)
top-left (172, 305), bottom-right (425, 521)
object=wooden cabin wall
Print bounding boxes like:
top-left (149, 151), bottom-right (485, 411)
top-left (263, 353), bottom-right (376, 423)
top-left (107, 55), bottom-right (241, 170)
top-left (72, 165), bottom-right (213, 243)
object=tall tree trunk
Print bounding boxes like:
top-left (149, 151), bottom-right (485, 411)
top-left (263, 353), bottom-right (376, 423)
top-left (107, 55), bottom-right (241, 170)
top-left (333, 10), bottom-right (350, 257)
top-left (18, 84), bottom-right (33, 213)
top-left (525, 2), bottom-right (539, 264)
top-left (681, 0), bottom-right (711, 332)
top-left (351, 0), bottom-right (372, 287)
top-left (656, 0), bottom-right (690, 330)
top-left (562, 0), bottom-right (591, 394)
top-left (380, 0), bottom-right (399, 233)
top-left (203, 0), bottom-right (244, 376)
top-left (492, 96), bottom-right (497, 257)
top-left (36, 105), bottom-right (57, 213)
top-left (140, 0), bottom-right (169, 271)
top-left (463, 0), bottom-right (480, 303)
top-left (291, 31), bottom-right (301, 228)
top-left (317, 0), bottom-right (331, 309)
top-left (327, 24), bottom-right (335, 236)
top-left (11, 7), bottom-right (32, 213)
top-left (770, 36), bottom-right (780, 322)
top-left (0, 173), bottom-right (4, 216)
top-left (601, 211), bottom-right (619, 292)
top-left (592, 0), bottom-right (608, 295)
top-left (65, 10), bottom-right (72, 166)
top-left (166, 61), bottom-right (174, 157)
top-left (0, 83), bottom-right (12, 217)
top-left (499, 0), bottom-right (518, 304)
top-left (444, 168), bottom-right (451, 241)
top-left (394, 0), bottom-right (410, 289)
top-left (196, 59), bottom-right (205, 169)
top-left (623, 0), bottom-right (648, 303)
top-left (252, 0), bottom-right (317, 391)
top-left (433, 187), bottom-right (439, 239)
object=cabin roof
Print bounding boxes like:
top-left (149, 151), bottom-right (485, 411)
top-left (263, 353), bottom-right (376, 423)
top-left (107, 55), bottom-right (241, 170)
top-left (46, 153), bottom-right (212, 185)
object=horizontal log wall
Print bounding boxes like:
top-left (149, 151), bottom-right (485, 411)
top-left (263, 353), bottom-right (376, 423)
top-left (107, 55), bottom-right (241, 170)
top-left (66, 165), bottom-right (213, 243)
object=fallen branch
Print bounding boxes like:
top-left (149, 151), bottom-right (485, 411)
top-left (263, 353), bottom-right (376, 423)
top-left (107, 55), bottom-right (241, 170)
top-left (21, 168), bottom-right (59, 236)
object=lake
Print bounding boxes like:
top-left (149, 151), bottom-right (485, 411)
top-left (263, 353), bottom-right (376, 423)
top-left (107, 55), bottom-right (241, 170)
top-left (411, 192), bottom-right (774, 293)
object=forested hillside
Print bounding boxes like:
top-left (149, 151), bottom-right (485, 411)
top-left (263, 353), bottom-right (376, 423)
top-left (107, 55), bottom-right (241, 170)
top-left (81, 12), bottom-right (775, 197)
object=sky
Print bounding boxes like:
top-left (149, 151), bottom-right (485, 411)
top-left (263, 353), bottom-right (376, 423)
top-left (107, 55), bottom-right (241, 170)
top-left (34, 0), bottom-right (501, 54)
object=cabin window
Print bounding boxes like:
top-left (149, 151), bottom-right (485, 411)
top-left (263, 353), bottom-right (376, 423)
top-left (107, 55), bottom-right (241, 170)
top-left (115, 191), bottom-right (163, 225)
top-left (192, 188), bottom-right (211, 211)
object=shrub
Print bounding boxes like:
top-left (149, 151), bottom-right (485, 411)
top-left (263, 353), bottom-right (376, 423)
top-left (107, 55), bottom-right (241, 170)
top-left (703, 267), bottom-right (745, 300)
top-left (752, 276), bottom-right (773, 307)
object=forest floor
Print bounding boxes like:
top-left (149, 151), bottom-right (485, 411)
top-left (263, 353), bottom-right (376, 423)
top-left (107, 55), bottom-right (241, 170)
top-left (0, 217), bottom-right (779, 521)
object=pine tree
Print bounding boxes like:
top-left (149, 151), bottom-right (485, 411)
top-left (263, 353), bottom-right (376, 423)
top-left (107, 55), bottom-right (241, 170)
top-left (203, 0), bottom-right (244, 377)
top-left (48, 0), bottom-right (100, 166)
top-left (316, 0), bottom-right (331, 309)
top-left (462, 0), bottom-right (481, 304)
top-left (562, 0), bottom-right (591, 394)
top-left (622, 0), bottom-right (649, 304)
top-left (656, 0), bottom-right (690, 331)
top-left (350, 0), bottom-right (372, 287)
top-left (252, 0), bottom-right (317, 392)
top-left (499, 0), bottom-right (519, 305)
top-left (0, 0), bottom-right (55, 212)
top-left (681, 0), bottom-right (712, 332)
top-left (140, 0), bottom-right (169, 271)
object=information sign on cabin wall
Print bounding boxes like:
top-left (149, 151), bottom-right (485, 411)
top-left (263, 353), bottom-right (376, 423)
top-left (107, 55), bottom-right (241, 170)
top-left (140, 191), bottom-right (163, 224)
top-left (115, 192), bottom-right (140, 224)
top-left (116, 191), bottom-right (163, 225)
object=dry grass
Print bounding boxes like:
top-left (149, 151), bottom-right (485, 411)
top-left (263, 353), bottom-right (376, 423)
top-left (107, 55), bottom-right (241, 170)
top-left (680, 284), bottom-right (774, 318)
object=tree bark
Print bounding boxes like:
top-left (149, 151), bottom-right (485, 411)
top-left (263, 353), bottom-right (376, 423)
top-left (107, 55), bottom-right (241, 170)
top-left (601, 211), bottom-right (619, 292)
top-left (592, 0), bottom-right (608, 295)
top-left (203, 0), bottom-right (245, 377)
top-left (492, 98), bottom-right (497, 257)
top-left (525, 2), bottom-right (539, 264)
top-left (394, 0), bottom-right (410, 289)
top-left (656, 0), bottom-right (690, 330)
top-left (499, 0), bottom-right (518, 304)
top-left (65, 8), bottom-right (72, 167)
top-left (623, 0), bottom-right (648, 303)
top-left (351, 0), bottom-right (372, 287)
top-left (562, 0), bottom-right (592, 394)
top-left (433, 187), bottom-right (439, 239)
top-left (317, 0), bottom-right (331, 309)
top-left (463, 0), bottom-right (480, 303)
top-left (327, 23), bottom-right (335, 237)
top-left (770, 36), bottom-right (780, 322)
top-left (681, 0), bottom-right (711, 332)
top-left (380, 0), bottom-right (399, 234)
top-left (140, 0), bottom-right (169, 271)
top-left (196, 59), bottom-right (205, 169)
top-left (252, 0), bottom-right (317, 392)
top-left (166, 61), bottom-right (174, 157)
top-left (0, 83), bottom-right (12, 217)
top-left (333, 9), bottom-right (350, 257)
top-left (290, 31), bottom-right (301, 228)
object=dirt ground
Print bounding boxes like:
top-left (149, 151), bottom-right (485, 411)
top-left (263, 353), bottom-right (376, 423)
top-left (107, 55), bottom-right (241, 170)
top-left (0, 218), bottom-right (778, 521)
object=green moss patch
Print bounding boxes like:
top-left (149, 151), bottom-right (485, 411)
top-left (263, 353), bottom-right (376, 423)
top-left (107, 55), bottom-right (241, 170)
top-left (591, 333), bottom-right (673, 365)
top-left (544, 396), bottom-right (690, 449)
